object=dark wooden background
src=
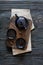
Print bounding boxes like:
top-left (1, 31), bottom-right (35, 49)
top-left (0, 1), bottom-right (43, 65)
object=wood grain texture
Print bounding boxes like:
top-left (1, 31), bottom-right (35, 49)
top-left (0, 1), bottom-right (43, 65)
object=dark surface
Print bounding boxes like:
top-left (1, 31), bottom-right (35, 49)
top-left (0, 1), bottom-right (43, 65)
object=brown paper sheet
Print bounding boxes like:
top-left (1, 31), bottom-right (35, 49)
top-left (10, 9), bottom-right (34, 55)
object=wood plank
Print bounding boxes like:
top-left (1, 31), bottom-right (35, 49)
top-left (0, 2), bottom-right (43, 65)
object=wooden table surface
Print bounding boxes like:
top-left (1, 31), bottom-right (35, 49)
top-left (0, 1), bottom-right (43, 65)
